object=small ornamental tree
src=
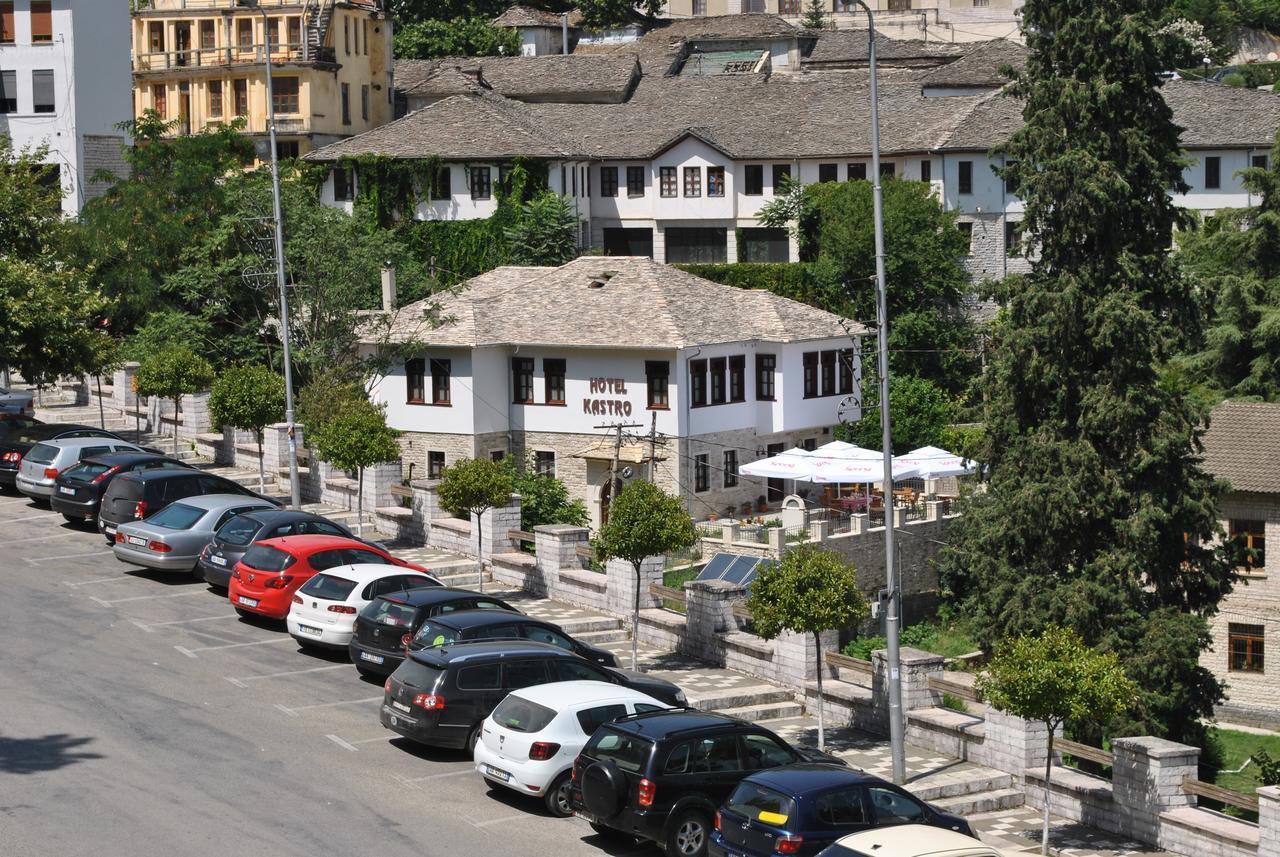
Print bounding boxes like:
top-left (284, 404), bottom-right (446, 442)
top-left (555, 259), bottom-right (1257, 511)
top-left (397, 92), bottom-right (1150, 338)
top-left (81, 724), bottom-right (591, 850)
top-left (800, 0), bottom-right (829, 30)
top-left (209, 365), bottom-right (286, 493)
top-left (976, 627), bottom-right (1137, 856)
top-left (597, 481), bottom-right (697, 670)
top-left (504, 191), bottom-right (579, 267)
top-left (310, 401), bottom-right (401, 537)
top-left (506, 455), bottom-right (588, 532)
top-left (438, 457), bottom-right (514, 592)
top-left (746, 544), bottom-right (868, 750)
top-left (134, 346), bottom-right (214, 456)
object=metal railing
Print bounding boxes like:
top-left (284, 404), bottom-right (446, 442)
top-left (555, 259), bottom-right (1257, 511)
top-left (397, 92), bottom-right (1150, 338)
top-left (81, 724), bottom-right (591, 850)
top-left (133, 43), bottom-right (307, 72)
top-left (134, 0), bottom-right (306, 10)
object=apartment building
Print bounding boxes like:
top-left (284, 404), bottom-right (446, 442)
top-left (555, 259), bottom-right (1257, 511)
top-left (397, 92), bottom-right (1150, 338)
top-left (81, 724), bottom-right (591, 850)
top-left (0, 0), bottom-right (131, 215)
top-left (129, 0), bottom-right (392, 160)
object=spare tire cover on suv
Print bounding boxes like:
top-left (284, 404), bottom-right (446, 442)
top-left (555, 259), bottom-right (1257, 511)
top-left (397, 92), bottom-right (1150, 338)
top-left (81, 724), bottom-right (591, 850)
top-left (582, 761), bottom-right (628, 819)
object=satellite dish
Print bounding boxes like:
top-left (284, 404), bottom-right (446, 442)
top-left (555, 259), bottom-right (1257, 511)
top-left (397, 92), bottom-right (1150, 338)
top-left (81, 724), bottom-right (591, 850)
top-left (620, 465), bottom-right (634, 479)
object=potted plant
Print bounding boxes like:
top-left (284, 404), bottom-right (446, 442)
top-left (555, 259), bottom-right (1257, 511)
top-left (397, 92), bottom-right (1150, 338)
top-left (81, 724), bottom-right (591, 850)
top-left (723, 504), bottom-right (736, 520)
top-left (708, 511), bottom-right (719, 522)
top-left (757, 495), bottom-right (768, 513)
top-left (740, 500), bottom-right (754, 517)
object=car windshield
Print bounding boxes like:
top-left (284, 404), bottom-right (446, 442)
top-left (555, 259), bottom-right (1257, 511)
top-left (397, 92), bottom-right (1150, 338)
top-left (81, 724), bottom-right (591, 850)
top-left (25, 443), bottom-right (58, 465)
top-left (726, 782), bottom-right (798, 829)
top-left (241, 544), bottom-right (296, 572)
top-left (216, 516), bottom-right (261, 546)
top-left (62, 461), bottom-right (112, 482)
top-left (582, 728), bottom-right (653, 774)
top-left (364, 598), bottom-right (417, 628)
top-left (395, 659), bottom-right (444, 691)
top-left (299, 573), bottom-right (358, 601)
top-left (491, 695), bottom-right (557, 733)
top-left (412, 619), bottom-right (459, 648)
top-left (147, 502), bottom-right (206, 530)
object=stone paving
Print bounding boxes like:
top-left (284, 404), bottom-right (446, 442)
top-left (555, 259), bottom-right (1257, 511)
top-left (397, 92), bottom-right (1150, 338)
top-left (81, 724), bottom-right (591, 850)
top-left (974, 807), bottom-right (1169, 856)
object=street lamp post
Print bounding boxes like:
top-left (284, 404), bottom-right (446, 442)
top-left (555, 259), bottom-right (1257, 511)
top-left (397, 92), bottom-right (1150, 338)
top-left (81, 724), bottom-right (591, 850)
top-left (237, 0), bottom-right (302, 510)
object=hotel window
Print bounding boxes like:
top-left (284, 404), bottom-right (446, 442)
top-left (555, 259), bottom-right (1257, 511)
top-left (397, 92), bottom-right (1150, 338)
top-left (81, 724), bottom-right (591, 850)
top-left (1229, 624), bottom-right (1265, 673)
top-left (276, 141), bottom-right (299, 160)
top-left (0, 71), bottom-right (15, 113)
top-left (771, 163), bottom-right (790, 190)
top-left (920, 160), bottom-right (932, 182)
top-left (405, 358), bottom-right (426, 404)
top-left (958, 160), bottom-right (973, 194)
top-left (430, 166), bottom-right (451, 200)
top-left (744, 164), bottom-right (764, 196)
top-left (690, 359), bottom-right (707, 408)
top-left (512, 357), bottom-right (534, 404)
top-left (683, 166), bottom-right (701, 198)
top-left (29, 70), bottom-right (53, 113)
top-left (707, 166), bottom-right (725, 197)
top-left (818, 163), bottom-right (838, 183)
top-left (267, 18), bottom-right (281, 49)
top-left (543, 358), bottom-right (566, 405)
top-left (208, 81), bottom-right (223, 117)
top-left (535, 451), bottom-right (555, 477)
top-left (361, 84), bottom-right (369, 121)
top-left (600, 166), bottom-right (618, 197)
top-left (1254, 154), bottom-right (1270, 170)
top-left (1204, 156), bottom-right (1221, 190)
top-left (364, 19), bottom-right (369, 54)
top-left (880, 162), bottom-right (895, 177)
top-left (428, 451), bottom-right (446, 480)
top-left (709, 357), bottom-right (727, 405)
top-left (471, 166), bottom-right (492, 200)
top-left (756, 354), bottom-right (776, 401)
top-left (693, 0), bottom-right (707, 14)
top-left (341, 83), bottom-right (351, 125)
top-left (272, 77), bottom-right (299, 115)
top-left (0, 3), bottom-right (13, 44)
top-left (838, 348), bottom-right (855, 395)
top-left (723, 451), bottom-right (738, 488)
top-left (728, 355), bottom-right (745, 403)
top-left (646, 361), bottom-right (669, 409)
top-left (1003, 160), bottom-right (1018, 195)
top-left (148, 21), bottom-right (164, 52)
top-left (233, 79), bottom-right (249, 116)
top-left (344, 16), bottom-right (350, 54)
top-left (200, 20), bottom-right (216, 50)
top-left (1005, 220), bottom-right (1020, 256)
top-left (431, 359), bottom-right (451, 405)
top-left (151, 83), bottom-right (167, 117)
top-left (1231, 520), bottom-right (1266, 570)
top-left (820, 350), bottom-right (837, 396)
top-left (958, 221), bottom-right (973, 244)
top-left (665, 227), bottom-right (727, 264)
top-left (30, 1), bottom-right (51, 43)
top-left (848, 162), bottom-right (867, 181)
top-left (288, 17), bottom-right (301, 47)
top-left (490, 450), bottom-right (505, 462)
top-left (333, 168), bottom-right (354, 201)
top-left (237, 18), bottom-right (253, 48)
top-left (627, 166), bottom-right (645, 197)
top-left (694, 454), bottom-right (709, 493)
top-left (803, 352), bottom-right (818, 398)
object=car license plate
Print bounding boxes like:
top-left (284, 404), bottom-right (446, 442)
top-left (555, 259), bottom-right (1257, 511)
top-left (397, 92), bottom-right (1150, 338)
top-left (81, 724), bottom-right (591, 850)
top-left (360, 651), bottom-right (385, 664)
top-left (210, 555), bottom-right (227, 566)
top-left (484, 765), bottom-right (511, 783)
top-left (103, 524), bottom-right (116, 535)
top-left (238, 596), bottom-right (259, 608)
top-left (297, 624), bottom-right (322, 637)
top-left (391, 700), bottom-right (411, 714)
top-left (59, 486), bottom-right (75, 496)
top-left (127, 535), bottom-right (147, 546)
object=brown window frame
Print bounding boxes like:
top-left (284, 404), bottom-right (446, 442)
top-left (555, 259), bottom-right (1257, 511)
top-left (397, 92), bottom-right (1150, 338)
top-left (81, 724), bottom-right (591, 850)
top-left (723, 450), bottom-right (738, 488)
top-left (709, 357), bottom-right (727, 405)
top-left (272, 76), bottom-right (299, 115)
top-left (0, 3), bottom-right (15, 45)
top-left (208, 81), bottom-right (224, 118)
top-left (820, 350), bottom-right (837, 396)
top-left (236, 18), bottom-right (253, 48)
top-left (646, 361), bottom-right (669, 409)
top-left (233, 78), bottom-right (249, 116)
top-left (839, 349), bottom-right (855, 395)
top-left (29, 0), bottom-right (51, 43)
top-left (707, 166), bottom-right (725, 198)
top-left (694, 454), bottom-right (709, 493)
top-left (627, 165), bottom-right (645, 197)
top-left (200, 20), bottom-right (216, 50)
top-left (600, 166), bottom-right (618, 198)
top-left (660, 166), bottom-right (677, 198)
top-left (430, 358), bottom-right (451, 405)
top-left (512, 357), bottom-right (534, 404)
top-left (1231, 520), bottom-right (1266, 570)
top-left (683, 166), bottom-right (701, 198)
top-left (430, 166), bottom-right (451, 200)
top-left (427, 451), bottom-right (446, 480)
top-left (958, 160), bottom-right (973, 194)
top-left (802, 352), bottom-right (818, 399)
top-left (1229, 623), bottom-right (1265, 673)
top-left (818, 163), bottom-right (838, 183)
top-left (728, 355), bottom-right (745, 403)
top-left (151, 83), bottom-right (167, 118)
top-left (535, 450), bottom-right (555, 477)
top-left (744, 164), bottom-right (764, 196)
top-left (690, 359), bottom-right (707, 408)
top-left (543, 358), bottom-right (566, 405)
top-left (756, 354), bottom-right (776, 401)
top-left (405, 358), bottom-right (426, 405)
top-left (333, 167), bottom-right (355, 202)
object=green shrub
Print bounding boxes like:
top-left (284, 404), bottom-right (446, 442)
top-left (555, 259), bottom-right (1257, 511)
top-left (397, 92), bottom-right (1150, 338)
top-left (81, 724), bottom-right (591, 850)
top-left (941, 693), bottom-right (969, 713)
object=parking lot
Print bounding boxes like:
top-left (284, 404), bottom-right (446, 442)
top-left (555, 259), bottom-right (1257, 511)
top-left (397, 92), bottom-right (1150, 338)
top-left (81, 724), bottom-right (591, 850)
top-left (0, 494), bottom-right (650, 857)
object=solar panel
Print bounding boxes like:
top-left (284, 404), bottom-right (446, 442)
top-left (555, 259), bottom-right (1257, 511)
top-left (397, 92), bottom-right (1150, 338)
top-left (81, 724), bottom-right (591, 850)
top-left (740, 558), bottom-right (777, 592)
top-left (723, 555), bottom-right (759, 586)
top-left (695, 552), bottom-right (735, 582)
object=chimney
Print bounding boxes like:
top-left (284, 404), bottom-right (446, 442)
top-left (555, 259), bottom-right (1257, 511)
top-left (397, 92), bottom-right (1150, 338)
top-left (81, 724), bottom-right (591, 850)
top-left (381, 266), bottom-right (397, 311)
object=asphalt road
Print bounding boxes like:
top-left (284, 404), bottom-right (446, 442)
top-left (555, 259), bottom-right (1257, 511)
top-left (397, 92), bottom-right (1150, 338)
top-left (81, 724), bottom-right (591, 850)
top-left (0, 493), bottom-right (647, 857)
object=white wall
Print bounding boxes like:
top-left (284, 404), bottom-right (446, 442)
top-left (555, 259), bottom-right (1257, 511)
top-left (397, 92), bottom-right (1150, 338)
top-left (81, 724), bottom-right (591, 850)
top-left (652, 137), bottom-right (735, 222)
top-left (1174, 149), bottom-right (1262, 212)
top-left (939, 152), bottom-right (1023, 216)
top-left (414, 163), bottom-right (501, 220)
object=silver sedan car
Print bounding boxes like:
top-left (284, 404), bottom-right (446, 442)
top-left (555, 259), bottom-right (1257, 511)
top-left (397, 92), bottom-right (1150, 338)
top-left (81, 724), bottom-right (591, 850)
top-left (113, 494), bottom-right (278, 575)
top-left (0, 387), bottom-right (34, 417)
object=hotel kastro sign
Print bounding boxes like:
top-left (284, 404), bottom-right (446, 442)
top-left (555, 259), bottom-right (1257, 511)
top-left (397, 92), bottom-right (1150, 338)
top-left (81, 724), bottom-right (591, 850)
top-left (583, 377), bottom-right (634, 417)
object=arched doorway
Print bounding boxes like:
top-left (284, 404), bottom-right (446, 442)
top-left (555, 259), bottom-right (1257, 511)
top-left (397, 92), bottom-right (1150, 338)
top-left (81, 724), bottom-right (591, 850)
top-left (599, 478), bottom-right (612, 529)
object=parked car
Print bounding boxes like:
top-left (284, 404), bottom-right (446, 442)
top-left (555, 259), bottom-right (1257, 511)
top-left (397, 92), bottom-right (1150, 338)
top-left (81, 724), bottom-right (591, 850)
top-left (228, 534), bottom-right (430, 621)
top-left (407, 609), bottom-right (619, 667)
top-left (349, 588), bottom-right (521, 678)
top-left (199, 509), bottom-right (376, 589)
top-left (813, 826), bottom-right (1003, 857)
top-left (0, 386), bottom-right (34, 417)
top-left (98, 467), bottom-right (276, 543)
top-left (0, 414), bottom-right (40, 432)
top-left (50, 452), bottom-right (192, 524)
top-left (16, 437), bottom-right (148, 504)
top-left (474, 680), bottom-right (670, 816)
top-left (710, 765), bottom-right (975, 857)
top-left (112, 494), bottom-right (278, 575)
top-left (380, 641), bottom-right (687, 751)
top-left (0, 423), bottom-right (123, 489)
top-left (571, 710), bottom-right (843, 857)
top-left (286, 563), bottom-right (441, 649)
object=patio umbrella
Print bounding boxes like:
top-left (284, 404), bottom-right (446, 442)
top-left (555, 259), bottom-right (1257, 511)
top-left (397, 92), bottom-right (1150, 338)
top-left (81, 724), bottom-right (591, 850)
top-left (806, 456), bottom-right (922, 484)
top-left (738, 447), bottom-right (818, 479)
top-left (894, 445), bottom-right (978, 479)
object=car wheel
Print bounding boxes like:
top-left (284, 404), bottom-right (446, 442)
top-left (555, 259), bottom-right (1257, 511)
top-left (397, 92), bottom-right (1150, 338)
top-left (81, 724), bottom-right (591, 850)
top-left (666, 809), bottom-right (711, 857)
top-left (234, 607), bottom-right (255, 619)
top-left (588, 822), bottom-right (630, 840)
top-left (544, 771), bottom-right (573, 818)
top-left (61, 513), bottom-right (82, 524)
top-left (354, 662), bottom-right (377, 679)
top-left (466, 724), bottom-right (483, 754)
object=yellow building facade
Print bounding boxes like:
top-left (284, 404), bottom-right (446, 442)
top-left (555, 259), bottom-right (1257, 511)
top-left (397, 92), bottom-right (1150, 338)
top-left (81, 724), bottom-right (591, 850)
top-left (130, 0), bottom-right (392, 159)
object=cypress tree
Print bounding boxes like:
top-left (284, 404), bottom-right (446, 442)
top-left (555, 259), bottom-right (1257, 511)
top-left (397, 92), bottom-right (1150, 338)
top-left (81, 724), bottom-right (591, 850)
top-left (941, 0), bottom-right (1236, 747)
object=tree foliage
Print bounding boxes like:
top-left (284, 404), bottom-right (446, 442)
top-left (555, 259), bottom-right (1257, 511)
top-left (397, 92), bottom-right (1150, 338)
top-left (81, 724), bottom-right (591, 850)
top-left (135, 347), bottom-right (215, 455)
top-left (209, 365), bottom-right (287, 492)
top-left (394, 18), bottom-right (520, 59)
top-left (505, 455), bottom-right (589, 531)
top-left (390, 0), bottom-right (661, 41)
top-left (800, 0), bottom-right (830, 30)
top-left (838, 374), bottom-right (952, 455)
top-left (504, 191), bottom-right (579, 266)
top-left (438, 457), bottom-right (515, 520)
top-left (940, 0), bottom-right (1236, 750)
top-left (310, 401), bottom-right (401, 537)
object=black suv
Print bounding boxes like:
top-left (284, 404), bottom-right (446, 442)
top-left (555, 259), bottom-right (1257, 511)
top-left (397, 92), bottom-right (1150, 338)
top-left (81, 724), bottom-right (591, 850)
top-left (571, 710), bottom-right (843, 857)
top-left (51, 452), bottom-right (192, 523)
top-left (98, 468), bottom-right (277, 543)
top-left (406, 609), bottom-right (619, 667)
top-left (381, 641), bottom-right (687, 751)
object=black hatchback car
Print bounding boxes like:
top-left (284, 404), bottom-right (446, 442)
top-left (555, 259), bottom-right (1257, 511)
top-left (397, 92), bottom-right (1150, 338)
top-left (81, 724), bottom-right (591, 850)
top-left (350, 588), bottom-right (521, 678)
top-left (98, 468), bottom-right (278, 543)
top-left (406, 609), bottom-right (619, 667)
top-left (198, 509), bottom-right (362, 588)
top-left (1, 423), bottom-right (124, 489)
top-left (381, 641), bottom-right (687, 751)
top-left (50, 452), bottom-right (192, 523)
top-left (709, 765), bottom-right (975, 857)
top-left (572, 710), bottom-right (843, 857)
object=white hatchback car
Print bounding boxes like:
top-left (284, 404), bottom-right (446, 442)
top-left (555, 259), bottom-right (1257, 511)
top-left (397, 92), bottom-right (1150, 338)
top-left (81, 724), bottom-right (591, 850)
top-left (474, 680), bottom-right (671, 817)
top-left (286, 563), bottom-right (440, 649)
top-left (820, 825), bottom-right (1005, 857)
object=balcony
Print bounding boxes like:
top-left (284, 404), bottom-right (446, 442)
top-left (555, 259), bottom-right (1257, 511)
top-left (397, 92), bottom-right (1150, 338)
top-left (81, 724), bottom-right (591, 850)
top-left (132, 1), bottom-right (307, 10)
top-left (133, 42), bottom-right (334, 72)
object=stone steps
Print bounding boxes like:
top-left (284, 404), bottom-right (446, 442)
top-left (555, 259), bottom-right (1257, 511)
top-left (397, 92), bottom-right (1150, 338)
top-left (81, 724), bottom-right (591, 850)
top-left (717, 700), bottom-right (806, 722)
top-left (686, 685), bottom-right (797, 712)
top-left (928, 786), bottom-right (1024, 815)
top-left (572, 627), bottom-right (631, 645)
top-left (906, 768), bottom-right (1014, 803)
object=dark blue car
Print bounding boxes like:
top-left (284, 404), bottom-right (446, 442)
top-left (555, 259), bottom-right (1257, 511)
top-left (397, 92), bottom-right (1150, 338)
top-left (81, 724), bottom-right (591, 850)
top-left (709, 764), bottom-right (975, 857)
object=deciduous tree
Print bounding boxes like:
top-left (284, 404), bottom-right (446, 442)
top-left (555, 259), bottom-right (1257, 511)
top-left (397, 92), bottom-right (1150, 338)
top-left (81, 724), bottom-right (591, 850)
top-left (209, 365), bottom-right (287, 492)
top-left (311, 401), bottom-right (401, 537)
top-left (134, 347), bottom-right (215, 456)
top-left (504, 191), bottom-right (579, 266)
top-left (438, 457), bottom-right (515, 590)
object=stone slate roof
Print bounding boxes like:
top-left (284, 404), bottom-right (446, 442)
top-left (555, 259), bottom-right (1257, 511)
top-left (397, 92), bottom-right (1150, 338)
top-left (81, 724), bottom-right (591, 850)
top-left (1202, 401), bottom-right (1280, 495)
top-left (374, 257), bottom-right (861, 349)
top-left (492, 5), bottom-right (583, 28)
top-left (806, 30), bottom-right (965, 68)
top-left (919, 38), bottom-right (1026, 88)
top-left (408, 66), bottom-right (485, 100)
top-left (587, 13), bottom-right (799, 74)
top-left (1165, 80), bottom-right (1280, 148)
top-left (396, 55), bottom-right (640, 103)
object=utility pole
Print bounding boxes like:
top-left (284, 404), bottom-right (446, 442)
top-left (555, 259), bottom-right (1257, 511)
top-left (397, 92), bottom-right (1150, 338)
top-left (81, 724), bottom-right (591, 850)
top-left (647, 413), bottom-right (658, 483)
top-left (597, 419), bottom-right (644, 671)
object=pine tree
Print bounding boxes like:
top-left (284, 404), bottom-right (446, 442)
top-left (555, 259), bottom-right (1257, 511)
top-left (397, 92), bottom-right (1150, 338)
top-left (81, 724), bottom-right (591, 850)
top-left (800, 0), bottom-right (828, 30)
top-left (940, 0), bottom-right (1236, 748)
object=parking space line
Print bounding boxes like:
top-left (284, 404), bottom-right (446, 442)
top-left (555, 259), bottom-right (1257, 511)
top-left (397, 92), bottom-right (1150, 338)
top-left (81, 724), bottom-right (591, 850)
top-left (326, 734), bottom-right (360, 752)
top-left (225, 664), bottom-right (348, 687)
top-left (177, 637), bottom-right (293, 656)
top-left (404, 769), bottom-right (474, 784)
top-left (90, 590), bottom-right (209, 606)
top-left (274, 696), bottom-right (381, 717)
top-left (62, 575), bottom-right (130, 587)
top-left (0, 512), bottom-right (62, 524)
top-left (0, 497), bottom-right (33, 506)
top-left (28, 549), bottom-right (114, 564)
top-left (0, 532), bottom-right (86, 546)
top-left (471, 813), bottom-right (535, 829)
top-left (131, 614), bottom-right (238, 634)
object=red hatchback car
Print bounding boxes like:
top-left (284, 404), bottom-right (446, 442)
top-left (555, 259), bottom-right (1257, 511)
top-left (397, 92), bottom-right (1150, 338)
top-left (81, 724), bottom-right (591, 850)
top-left (228, 534), bottom-right (432, 620)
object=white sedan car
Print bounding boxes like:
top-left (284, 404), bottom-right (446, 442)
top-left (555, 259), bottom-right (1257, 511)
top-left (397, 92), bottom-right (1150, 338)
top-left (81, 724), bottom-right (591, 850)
top-left (474, 680), bottom-right (671, 817)
top-left (286, 563), bottom-right (440, 649)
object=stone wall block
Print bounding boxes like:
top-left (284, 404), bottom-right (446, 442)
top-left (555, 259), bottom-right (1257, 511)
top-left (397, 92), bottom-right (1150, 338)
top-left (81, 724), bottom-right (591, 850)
top-left (605, 555), bottom-right (664, 618)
